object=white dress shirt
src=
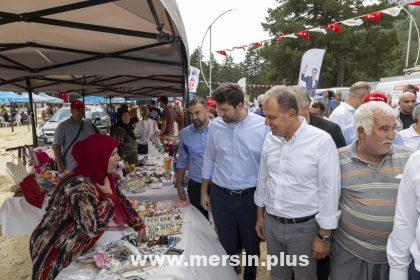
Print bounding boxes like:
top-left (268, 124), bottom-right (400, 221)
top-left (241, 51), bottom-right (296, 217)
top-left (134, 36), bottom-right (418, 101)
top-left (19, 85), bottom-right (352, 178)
top-left (254, 118), bottom-right (341, 230)
top-left (397, 125), bottom-right (420, 150)
top-left (329, 102), bottom-right (355, 129)
top-left (387, 151), bottom-right (420, 280)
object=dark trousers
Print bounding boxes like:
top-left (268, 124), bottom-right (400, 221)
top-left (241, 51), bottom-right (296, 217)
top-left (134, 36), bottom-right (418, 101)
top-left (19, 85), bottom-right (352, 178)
top-left (138, 144), bottom-right (148, 154)
top-left (187, 179), bottom-right (208, 219)
top-left (317, 257), bottom-right (330, 280)
top-left (210, 184), bottom-right (260, 280)
top-left (410, 260), bottom-right (420, 280)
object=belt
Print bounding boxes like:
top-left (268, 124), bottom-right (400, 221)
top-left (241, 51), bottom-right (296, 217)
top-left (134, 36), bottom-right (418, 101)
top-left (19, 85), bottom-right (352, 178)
top-left (268, 213), bottom-right (316, 224)
top-left (213, 184), bottom-right (256, 197)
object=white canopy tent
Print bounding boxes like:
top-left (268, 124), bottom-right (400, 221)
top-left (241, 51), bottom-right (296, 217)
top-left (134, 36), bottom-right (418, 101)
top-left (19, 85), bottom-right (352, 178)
top-left (0, 0), bottom-right (189, 146)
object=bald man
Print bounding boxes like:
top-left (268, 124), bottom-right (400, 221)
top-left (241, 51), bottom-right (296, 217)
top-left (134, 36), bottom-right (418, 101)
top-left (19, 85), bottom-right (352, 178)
top-left (397, 92), bottom-right (417, 131)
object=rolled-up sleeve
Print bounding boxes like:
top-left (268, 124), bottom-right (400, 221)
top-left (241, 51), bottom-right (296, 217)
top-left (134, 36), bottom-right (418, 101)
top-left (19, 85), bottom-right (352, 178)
top-left (254, 144), bottom-right (268, 208)
top-left (176, 131), bottom-right (189, 170)
top-left (315, 136), bottom-right (341, 229)
top-left (201, 127), bottom-right (214, 180)
top-left (388, 155), bottom-right (418, 280)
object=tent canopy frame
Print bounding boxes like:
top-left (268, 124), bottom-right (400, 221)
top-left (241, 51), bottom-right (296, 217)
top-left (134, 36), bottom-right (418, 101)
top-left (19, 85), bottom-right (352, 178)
top-left (0, 0), bottom-right (189, 146)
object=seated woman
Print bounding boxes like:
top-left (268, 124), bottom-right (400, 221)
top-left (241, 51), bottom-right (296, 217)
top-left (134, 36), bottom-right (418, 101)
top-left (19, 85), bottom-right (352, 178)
top-left (30, 134), bottom-right (146, 280)
top-left (110, 106), bottom-right (139, 168)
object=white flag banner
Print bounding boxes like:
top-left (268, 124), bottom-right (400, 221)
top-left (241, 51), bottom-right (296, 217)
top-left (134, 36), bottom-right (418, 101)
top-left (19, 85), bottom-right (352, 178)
top-left (237, 78), bottom-right (246, 94)
top-left (298, 48), bottom-right (326, 97)
top-left (188, 66), bottom-right (200, 93)
top-left (282, 34), bottom-right (298, 39)
top-left (341, 18), bottom-right (364, 26)
top-left (308, 27), bottom-right (328, 34)
top-left (382, 7), bottom-right (403, 17)
top-left (304, 25), bottom-right (314, 29)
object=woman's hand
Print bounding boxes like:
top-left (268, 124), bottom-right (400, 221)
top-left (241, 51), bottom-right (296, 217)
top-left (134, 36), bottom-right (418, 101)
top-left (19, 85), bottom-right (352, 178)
top-left (137, 228), bottom-right (148, 244)
top-left (97, 176), bottom-right (112, 195)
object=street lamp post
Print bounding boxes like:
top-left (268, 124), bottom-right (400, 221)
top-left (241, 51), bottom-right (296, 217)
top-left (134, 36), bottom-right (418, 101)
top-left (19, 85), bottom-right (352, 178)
top-left (199, 9), bottom-right (236, 96)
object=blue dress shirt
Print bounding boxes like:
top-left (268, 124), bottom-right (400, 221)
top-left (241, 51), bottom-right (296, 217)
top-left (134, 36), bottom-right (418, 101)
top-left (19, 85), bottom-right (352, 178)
top-left (202, 113), bottom-right (269, 190)
top-left (176, 123), bottom-right (209, 183)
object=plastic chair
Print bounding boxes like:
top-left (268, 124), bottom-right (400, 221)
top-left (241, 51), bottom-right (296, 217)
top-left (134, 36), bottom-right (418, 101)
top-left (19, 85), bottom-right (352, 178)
top-left (0, 116), bottom-right (10, 127)
top-left (5, 162), bottom-right (29, 186)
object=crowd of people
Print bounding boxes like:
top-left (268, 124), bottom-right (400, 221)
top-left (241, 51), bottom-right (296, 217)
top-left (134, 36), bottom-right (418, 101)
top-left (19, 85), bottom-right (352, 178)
top-left (0, 104), bottom-right (29, 125)
top-left (26, 80), bottom-right (420, 280)
top-left (174, 82), bottom-right (420, 280)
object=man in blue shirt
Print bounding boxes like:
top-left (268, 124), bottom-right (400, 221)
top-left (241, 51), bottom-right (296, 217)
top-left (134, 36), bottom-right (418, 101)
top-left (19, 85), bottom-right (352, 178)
top-left (201, 83), bottom-right (269, 279)
top-left (176, 97), bottom-right (210, 218)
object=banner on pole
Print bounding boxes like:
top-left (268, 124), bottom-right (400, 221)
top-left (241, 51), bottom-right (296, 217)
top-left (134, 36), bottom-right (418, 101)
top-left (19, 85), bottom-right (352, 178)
top-left (298, 48), bottom-right (326, 97)
top-left (188, 66), bottom-right (200, 93)
top-left (237, 78), bottom-right (247, 101)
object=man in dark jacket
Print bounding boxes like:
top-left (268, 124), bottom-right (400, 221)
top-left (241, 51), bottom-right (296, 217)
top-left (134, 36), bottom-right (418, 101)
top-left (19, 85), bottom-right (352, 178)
top-left (290, 85), bottom-right (346, 149)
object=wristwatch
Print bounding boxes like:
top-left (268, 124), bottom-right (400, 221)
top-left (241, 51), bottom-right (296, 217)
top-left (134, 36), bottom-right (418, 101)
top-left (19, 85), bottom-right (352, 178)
top-left (318, 233), bottom-right (331, 242)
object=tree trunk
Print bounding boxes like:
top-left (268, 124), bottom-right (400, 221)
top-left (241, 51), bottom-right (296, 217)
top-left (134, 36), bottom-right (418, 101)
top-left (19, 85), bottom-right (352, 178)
top-left (336, 54), bottom-right (346, 87)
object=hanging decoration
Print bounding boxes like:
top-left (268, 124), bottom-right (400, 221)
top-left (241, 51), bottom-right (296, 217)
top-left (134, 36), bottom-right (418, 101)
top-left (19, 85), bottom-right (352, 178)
top-left (214, 2), bottom-right (414, 57)
top-left (295, 31), bottom-right (311, 41)
top-left (408, 1), bottom-right (420, 6)
top-left (326, 23), bottom-right (343, 33)
top-left (362, 12), bottom-right (383, 22)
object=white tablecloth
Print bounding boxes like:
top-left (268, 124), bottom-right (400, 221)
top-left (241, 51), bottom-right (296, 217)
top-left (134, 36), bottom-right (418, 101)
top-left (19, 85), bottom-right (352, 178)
top-left (0, 196), bottom-right (48, 237)
top-left (57, 187), bottom-right (236, 280)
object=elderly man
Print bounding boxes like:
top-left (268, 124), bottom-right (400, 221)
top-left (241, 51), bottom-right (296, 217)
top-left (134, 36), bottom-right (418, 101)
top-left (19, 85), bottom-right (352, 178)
top-left (255, 94), bottom-right (268, 117)
top-left (397, 104), bottom-right (420, 150)
top-left (201, 83), bottom-right (268, 279)
top-left (53, 100), bottom-right (97, 172)
top-left (328, 91), bottom-right (343, 116)
top-left (330, 102), bottom-right (412, 280)
top-left (387, 150), bottom-right (420, 279)
top-left (290, 85), bottom-right (346, 149)
top-left (255, 86), bottom-right (341, 279)
top-left (396, 91), bottom-right (417, 131)
top-left (176, 97), bottom-right (210, 218)
top-left (330, 82), bottom-right (370, 129)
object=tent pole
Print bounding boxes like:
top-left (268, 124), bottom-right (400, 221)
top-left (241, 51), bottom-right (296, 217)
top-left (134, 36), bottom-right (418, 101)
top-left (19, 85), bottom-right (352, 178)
top-left (82, 90), bottom-right (85, 118)
top-left (26, 79), bottom-right (38, 147)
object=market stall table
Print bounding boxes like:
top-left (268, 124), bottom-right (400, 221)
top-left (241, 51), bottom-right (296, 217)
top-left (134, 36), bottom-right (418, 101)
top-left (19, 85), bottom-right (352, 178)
top-left (57, 189), bottom-right (237, 280)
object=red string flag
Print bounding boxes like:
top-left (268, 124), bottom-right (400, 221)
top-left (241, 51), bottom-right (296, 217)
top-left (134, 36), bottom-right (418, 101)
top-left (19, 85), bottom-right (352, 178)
top-left (408, 1), bottom-right (420, 6)
top-left (363, 12), bottom-right (383, 22)
top-left (326, 23), bottom-right (343, 33)
top-left (252, 42), bottom-right (264, 47)
top-left (295, 31), bottom-right (311, 41)
top-left (216, 50), bottom-right (228, 56)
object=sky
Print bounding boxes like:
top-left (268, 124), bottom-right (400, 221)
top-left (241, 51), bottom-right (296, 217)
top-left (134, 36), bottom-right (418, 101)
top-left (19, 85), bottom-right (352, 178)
top-left (176, 0), bottom-right (278, 62)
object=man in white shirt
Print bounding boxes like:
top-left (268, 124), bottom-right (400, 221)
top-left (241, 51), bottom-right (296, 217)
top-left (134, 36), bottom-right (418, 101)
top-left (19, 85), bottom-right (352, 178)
top-left (254, 86), bottom-right (341, 279)
top-left (387, 151), bottom-right (420, 279)
top-left (329, 81), bottom-right (370, 129)
top-left (397, 104), bottom-right (420, 150)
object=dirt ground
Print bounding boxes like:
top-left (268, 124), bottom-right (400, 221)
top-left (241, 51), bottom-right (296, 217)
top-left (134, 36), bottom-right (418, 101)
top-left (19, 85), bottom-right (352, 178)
top-left (0, 125), bottom-right (33, 280)
top-left (0, 125), bottom-right (270, 280)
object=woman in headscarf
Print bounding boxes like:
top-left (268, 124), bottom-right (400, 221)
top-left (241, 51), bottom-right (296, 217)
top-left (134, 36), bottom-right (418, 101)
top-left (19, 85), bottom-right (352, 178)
top-left (30, 134), bottom-right (146, 280)
top-left (110, 105), bottom-right (139, 167)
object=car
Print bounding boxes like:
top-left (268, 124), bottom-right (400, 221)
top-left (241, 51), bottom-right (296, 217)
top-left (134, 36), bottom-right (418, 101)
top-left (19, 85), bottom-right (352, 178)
top-left (37, 105), bottom-right (111, 144)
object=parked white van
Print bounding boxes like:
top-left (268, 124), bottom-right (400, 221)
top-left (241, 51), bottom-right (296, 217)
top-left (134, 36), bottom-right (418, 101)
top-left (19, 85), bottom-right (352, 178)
top-left (376, 74), bottom-right (420, 106)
